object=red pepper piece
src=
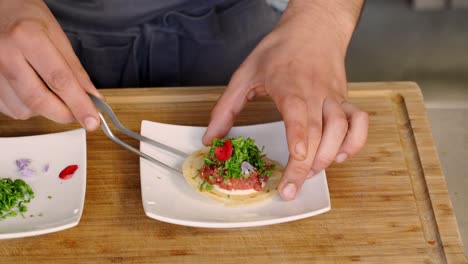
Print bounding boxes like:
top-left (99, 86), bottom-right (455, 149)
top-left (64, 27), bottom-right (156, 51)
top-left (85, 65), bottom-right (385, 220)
top-left (59, 165), bottom-right (78, 180)
top-left (214, 140), bottom-right (233, 162)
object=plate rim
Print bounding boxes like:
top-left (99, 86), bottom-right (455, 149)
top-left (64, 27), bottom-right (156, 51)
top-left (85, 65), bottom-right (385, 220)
top-left (0, 128), bottom-right (87, 239)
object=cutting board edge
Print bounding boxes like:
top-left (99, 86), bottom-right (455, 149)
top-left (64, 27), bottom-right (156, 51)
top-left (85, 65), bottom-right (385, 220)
top-left (387, 84), bottom-right (467, 262)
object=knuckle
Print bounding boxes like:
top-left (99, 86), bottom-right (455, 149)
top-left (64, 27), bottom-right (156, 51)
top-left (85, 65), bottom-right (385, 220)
top-left (46, 70), bottom-right (70, 92)
top-left (308, 121), bottom-right (322, 137)
top-left (350, 136), bottom-right (367, 153)
top-left (290, 164), bottom-right (311, 181)
top-left (0, 62), bottom-right (19, 83)
top-left (333, 115), bottom-right (349, 134)
top-left (313, 155), bottom-right (334, 170)
top-left (0, 48), bottom-right (20, 82)
top-left (8, 19), bottom-right (46, 41)
top-left (22, 88), bottom-right (46, 110)
top-left (287, 119), bottom-right (305, 135)
top-left (354, 109), bottom-right (369, 123)
top-left (278, 94), bottom-right (306, 112)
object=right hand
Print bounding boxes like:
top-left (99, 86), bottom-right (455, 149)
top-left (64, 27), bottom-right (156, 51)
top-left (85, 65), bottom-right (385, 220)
top-left (0, 0), bottom-right (101, 130)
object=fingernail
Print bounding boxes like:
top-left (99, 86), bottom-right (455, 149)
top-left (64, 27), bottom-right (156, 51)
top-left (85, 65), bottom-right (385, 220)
top-left (306, 171), bottom-right (315, 179)
top-left (335, 153), bottom-right (348, 163)
top-left (84, 117), bottom-right (99, 131)
top-left (295, 141), bottom-right (307, 159)
top-left (281, 183), bottom-right (297, 200)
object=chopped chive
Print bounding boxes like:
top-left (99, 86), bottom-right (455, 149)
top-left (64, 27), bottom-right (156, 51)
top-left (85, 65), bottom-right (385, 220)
top-left (0, 178), bottom-right (34, 220)
top-left (198, 179), bottom-right (207, 190)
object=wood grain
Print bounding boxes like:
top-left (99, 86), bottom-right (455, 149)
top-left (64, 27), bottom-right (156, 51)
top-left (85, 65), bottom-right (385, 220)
top-left (0, 82), bottom-right (466, 263)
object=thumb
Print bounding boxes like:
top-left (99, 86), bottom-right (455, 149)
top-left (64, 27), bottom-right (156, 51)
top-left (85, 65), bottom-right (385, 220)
top-left (202, 64), bottom-right (258, 145)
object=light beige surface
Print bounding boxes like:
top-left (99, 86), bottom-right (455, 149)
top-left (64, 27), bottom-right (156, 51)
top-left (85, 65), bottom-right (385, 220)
top-left (413, 0), bottom-right (447, 10)
top-left (422, 81), bottom-right (468, 109)
top-left (418, 79), bottom-right (468, 256)
top-left (0, 83), bottom-right (465, 263)
top-left (427, 108), bottom-right (468, 256)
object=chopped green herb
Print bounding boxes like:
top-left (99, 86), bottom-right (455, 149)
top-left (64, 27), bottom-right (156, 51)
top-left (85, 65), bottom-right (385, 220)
top-left (208, 137), bottom-right (272, 180)
top-left (204, 157), bottom-right (214, 166)
top-left (205, 184), bottom-right (214, 191)
top-left (0, 178), bottom-right (34, 220)
top-left (198, 179), bottom-right (207, 190)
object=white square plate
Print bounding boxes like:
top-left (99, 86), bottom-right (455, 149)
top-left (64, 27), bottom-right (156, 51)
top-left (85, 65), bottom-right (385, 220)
top-left (140, 121), bottom-right (330, 228)
top-left (0, 129), bottom-right (87, 239)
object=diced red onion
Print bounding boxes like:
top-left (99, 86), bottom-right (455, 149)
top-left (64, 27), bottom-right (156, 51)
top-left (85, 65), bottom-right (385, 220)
top-left (241, 161), bottom-right (255, 175)
top-left (16, 158), bottom-right (36, 177)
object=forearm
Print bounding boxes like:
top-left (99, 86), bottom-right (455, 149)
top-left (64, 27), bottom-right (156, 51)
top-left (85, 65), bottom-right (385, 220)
top-left (277, 0), bottom-right (365, 53)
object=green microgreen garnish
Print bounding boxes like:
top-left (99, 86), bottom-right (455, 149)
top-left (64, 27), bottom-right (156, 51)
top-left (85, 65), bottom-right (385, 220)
top-left (204, 157), bottom-right (214, 166)
top-left (205, 137), bottom-right (274, 180)
top-left (0, 178), bottom-right (34, 220)
top-left (205, 184), bottom-right (214, 191)
top-left (198, 179), bottom-right (214, 191)
top-left (199, 179), bottom-right (207, 190)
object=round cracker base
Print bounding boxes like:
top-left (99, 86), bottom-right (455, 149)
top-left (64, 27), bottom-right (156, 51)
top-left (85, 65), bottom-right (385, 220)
top-left (182, 147), bottom-right (283, 206)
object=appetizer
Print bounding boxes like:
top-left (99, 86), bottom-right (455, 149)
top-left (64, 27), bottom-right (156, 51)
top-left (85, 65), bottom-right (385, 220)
top-left (182, 137), bottom-right (283, 206)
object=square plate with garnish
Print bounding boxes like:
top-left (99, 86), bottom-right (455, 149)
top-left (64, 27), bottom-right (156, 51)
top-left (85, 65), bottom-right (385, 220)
top-left (0, 129), bottom-right (86, 239)
top-left (140, 121), bottom-right (330, 228)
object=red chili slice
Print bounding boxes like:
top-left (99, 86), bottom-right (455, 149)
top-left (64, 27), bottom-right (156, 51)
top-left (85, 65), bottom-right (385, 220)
top-left (59, 165), bottom-right (79, 180)
top-left (214, 140), bottom-right (233, 162)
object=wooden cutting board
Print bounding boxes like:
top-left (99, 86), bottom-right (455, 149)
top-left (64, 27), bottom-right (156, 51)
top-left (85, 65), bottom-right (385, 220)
top-left (0, 82), bottom-right (466, 263)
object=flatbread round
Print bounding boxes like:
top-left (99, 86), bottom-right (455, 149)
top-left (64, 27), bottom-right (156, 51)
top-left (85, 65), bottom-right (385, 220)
top-left (182, 147), bottom-right (283, 206)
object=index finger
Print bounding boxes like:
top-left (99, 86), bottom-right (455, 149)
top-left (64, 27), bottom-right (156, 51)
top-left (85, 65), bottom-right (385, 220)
top-left (202, 63), bottom-right (258, 145)
top-left (17, 28), bottom-right (100, 130)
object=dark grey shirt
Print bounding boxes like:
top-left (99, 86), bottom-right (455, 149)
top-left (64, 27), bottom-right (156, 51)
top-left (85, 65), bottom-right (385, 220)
top-left (43, 0), bottom-right (280, 88)
top-left (45, 0), bottom-right (229, 28)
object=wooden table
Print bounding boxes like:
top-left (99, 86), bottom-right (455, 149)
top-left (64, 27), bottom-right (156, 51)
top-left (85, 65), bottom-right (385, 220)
top-left (0, 82), bottom-right (466, 263)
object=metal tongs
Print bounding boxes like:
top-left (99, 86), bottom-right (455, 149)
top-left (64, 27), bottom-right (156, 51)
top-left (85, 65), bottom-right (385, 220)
top-left (89, 93), bottom-right (187, 174)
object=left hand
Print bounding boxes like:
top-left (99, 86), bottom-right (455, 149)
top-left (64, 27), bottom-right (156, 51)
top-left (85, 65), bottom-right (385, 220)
top-left (203, 0), bottom-right (368, 200)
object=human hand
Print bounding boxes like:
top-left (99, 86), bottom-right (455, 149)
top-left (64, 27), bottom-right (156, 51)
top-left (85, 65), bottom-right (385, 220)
top-left (203, 0), bottom-right (368, 200)
top-left (0, 0), bottom-right (100, 130)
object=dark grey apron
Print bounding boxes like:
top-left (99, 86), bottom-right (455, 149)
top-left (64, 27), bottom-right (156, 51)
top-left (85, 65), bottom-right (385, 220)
top-left (45, 0), bottom-right (281, 88)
